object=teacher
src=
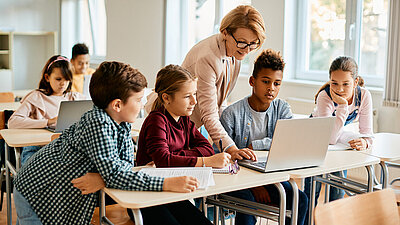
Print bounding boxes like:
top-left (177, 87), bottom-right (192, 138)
top-left (181, 5), bottom-right (266, 160)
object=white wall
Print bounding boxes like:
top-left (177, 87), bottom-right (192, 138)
top-left (105, 0), bottom-right (165, 88)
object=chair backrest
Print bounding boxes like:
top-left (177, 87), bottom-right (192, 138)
top-left (315, 188), bottom-right (400, 225)
top-left (0, 92), bottom-right (14, 103)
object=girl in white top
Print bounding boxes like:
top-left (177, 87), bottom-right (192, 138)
top-left (311, 56), bottom-right (373, 150)
top-left (8, 55), bottom-right (85, 164)
top-left (304, 56), bottom-right (373, 220)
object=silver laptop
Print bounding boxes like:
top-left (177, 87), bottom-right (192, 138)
top-left (238, 116), bottom-right (335, 173)
top-left (47, 100), bottom-right (93, 133)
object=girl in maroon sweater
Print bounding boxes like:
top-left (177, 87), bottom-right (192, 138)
top-left (136, 64), bottom-right (231, 168)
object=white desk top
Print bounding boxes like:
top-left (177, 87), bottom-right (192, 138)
top-left (0, 102), bottom-right (20, 111)
top-left (0, 128), bottom-right (54, 147)
top-left (104, 167), bottom-right (289, 209)
top-left (289, 151), bottom-right (379, 179)
top-left (360, 133), bottom-right (400, 161)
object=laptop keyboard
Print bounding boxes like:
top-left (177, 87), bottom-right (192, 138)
top-left (250, 161), bottom-right (266, 168)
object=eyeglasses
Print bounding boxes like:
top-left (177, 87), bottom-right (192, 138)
top-left (230, 34), bottom-right (260, 50)
top-left (229, 160), bottom-right (240, 174)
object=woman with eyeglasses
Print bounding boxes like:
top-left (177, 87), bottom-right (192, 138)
top-left (181, 5), bottom-right (265, 161)
top-left (180, 5), bottom-right (266, 225)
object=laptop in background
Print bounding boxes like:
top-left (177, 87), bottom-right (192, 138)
top-left (239, 116), bottom-right (335, 173)
top-left (47, 100), bottom-right (93, 133)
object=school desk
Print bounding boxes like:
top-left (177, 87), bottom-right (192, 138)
top-left (100, 167), bottom-right (291, 225)
top-left (0, 128), bottom-right (54, 225)
top-left (0, 102), bottom-right (20, 111)
top-left (359, 133), bottom-right (400, 189)
top-left (287, 151), bottom-right (380, 225)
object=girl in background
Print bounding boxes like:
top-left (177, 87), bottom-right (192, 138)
top-left (304, 56), bottom-right (373, 222)
top-left (8, 55), bottom-right (85, 164)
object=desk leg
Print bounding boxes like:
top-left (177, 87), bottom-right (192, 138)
top-left (308, 176), bottom-right (316, 225)
top-left (274, 182), bottom-right (286, 225)
top-left (323, 174), bottom-right (330, 203)
top-left (99, 190), bottom-right (114, 225)
top-left (366, 165), bottom-right (373, 192)
top-left (213, 195), bottom-right (218, 225)
top-left (288, 178), bottom-right (298, 225)
top-left (131, 209), bottom-right (143, 225)
top-left (5, 144), bottom-right (12, 225)
top-left (379, 162), bottom-right (389, 189)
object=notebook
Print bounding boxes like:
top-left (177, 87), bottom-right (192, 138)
top-left (238, 116), bottom-right (335, 173)
top-left (140, 167), bottom-right (215, 189)
top-left (46, 100), bottom-right (93, 133)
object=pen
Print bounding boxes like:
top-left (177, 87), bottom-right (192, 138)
top-left (219, 139), bottom-right (223, 152)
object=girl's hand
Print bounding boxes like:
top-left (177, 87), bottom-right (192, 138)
top-left (330, 88), bottom-right (348, 105)
top-left (71, 173), bottom-right (105, 195)
top-left (226, 146), bottom-right (257, 161)
top-left (348, 138), bottom-right (367, 150)
top-left (204, 153), bottom-right (231, 168)
top-left (47, 117), bottom-right (58, 126)
top-left (250, 186), bottom-right (271, 204)
top-left (163, 176), bottom-right (198, 193)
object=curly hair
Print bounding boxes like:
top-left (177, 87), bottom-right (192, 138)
top-left (252, 49), bottom-right (285, 78)
top-left (89, 61), bottom-right (147, 109)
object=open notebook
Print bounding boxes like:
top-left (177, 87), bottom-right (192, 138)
top-left (140, 167), bottom-right (215, 189)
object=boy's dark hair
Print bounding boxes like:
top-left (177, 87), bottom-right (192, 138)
top-left (38, 55), bottom-right (73, 96)
top-left (252, 49), bottom-right (285, 78)
top-left (72, 43), bottom-right (89, 59)
top-left (90, 61), bottom-right (147, 109)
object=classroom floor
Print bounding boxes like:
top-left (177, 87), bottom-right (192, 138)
top-left (0, 184), bottom-right (327, 225)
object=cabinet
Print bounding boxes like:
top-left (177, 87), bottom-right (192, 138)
top-left (0, 31), bottom-right (57, 92)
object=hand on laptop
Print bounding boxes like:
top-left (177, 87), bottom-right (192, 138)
top-left (47, 116), bottom-right (58, 126)
top-left (226, 145), bottom-right (257, 161)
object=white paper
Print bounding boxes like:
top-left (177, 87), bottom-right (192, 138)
top-left (140, 167), bottom-right (215, 189)
top-left (328, 143), bottom-right (352, 151)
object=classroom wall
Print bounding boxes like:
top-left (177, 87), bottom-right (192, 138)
top-left (105, 0), bottom-right (165, 88)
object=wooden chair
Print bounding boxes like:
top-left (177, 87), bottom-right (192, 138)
top-left (0, 92), bottom-right (14, 103)
top-left (314, 188), bottom-right (400, 225)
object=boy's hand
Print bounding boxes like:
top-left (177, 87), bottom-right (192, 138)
top-left (330, 88), bottom-right (348, 105)
top-left (71, 173), bottom-right (105, 195)
top-left (226, 146), bottom-right (257, 161)
top-left (348, 138), bottom-right (367, 150)
top-left (163, 176), bottom-right (198, 193)
top-left (250, 186), bottom-right (271, 204)
top-left (47, 117), bottom-right (58, 126)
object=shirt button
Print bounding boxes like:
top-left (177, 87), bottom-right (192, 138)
top-left (244, 137), bottom-right (247, 140)
top-left (247, 123), bottom-right (250, 125)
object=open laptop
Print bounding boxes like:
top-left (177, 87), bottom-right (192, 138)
top-left (238, 116), bottom-right (335, 173)
top-left (46, 100), bottom-right (93, 133)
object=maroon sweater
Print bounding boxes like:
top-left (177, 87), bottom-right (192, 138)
top-left (136, 108), bottom-right (214, 167)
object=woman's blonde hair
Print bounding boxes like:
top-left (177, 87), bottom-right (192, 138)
top-left (219, 5), bottom-right (266, 48)
top-left (152, 64), bottom-right (197, 111)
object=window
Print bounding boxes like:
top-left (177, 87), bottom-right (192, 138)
top-left (295, 0), bottom-right (388, 87)
top-left (61, 0), bottom-right (106, 63)
top-left (165, 0), bottom-right (251, 73)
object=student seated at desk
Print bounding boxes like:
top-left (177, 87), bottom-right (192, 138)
top-left (304, 56), bottom-right (374, 222)
top-left (70, 43), bottom-right (95, 94)
top-left (135, 65), bottom-right (230, 225)
top-left (220, 49), bottom-right (308, 225)
top-left (13, 62), bottom-right (201, 225)
top-left (8, 55), bottom-right (85, 165)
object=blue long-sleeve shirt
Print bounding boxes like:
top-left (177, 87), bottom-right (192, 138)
top-left (220, 97), bottom-right (293, 150)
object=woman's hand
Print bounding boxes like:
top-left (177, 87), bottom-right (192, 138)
top-left (204, 153), bottom-right (231, 168)
top-left (163, 176), bottom-right (199, 193)
top-left (348, 138), bottom-right (367, 150)
top-left (226, 146), bottom-right (257, 161)
top-left (71, 173), bottom-right (105, 195)
top-left (47, 117), bottom-right (58, 126)
top-left (330, 88), bottom-right (348, 105)
top-left (250, 186), bottom-right (271, 204)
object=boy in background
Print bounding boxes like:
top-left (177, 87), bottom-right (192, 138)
top-left (70, 43), bottom-right (95, 94)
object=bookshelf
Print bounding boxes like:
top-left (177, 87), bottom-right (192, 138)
top-left (0, 31), bottom-right (57, 92)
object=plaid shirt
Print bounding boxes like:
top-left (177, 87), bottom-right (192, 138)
top-left (14, 106), bottom-right (164, 224)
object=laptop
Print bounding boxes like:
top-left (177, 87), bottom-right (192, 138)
top-left (46, 100), bottom-right (94, 133)
top-left (238, 116), bottom-right (335, 173)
